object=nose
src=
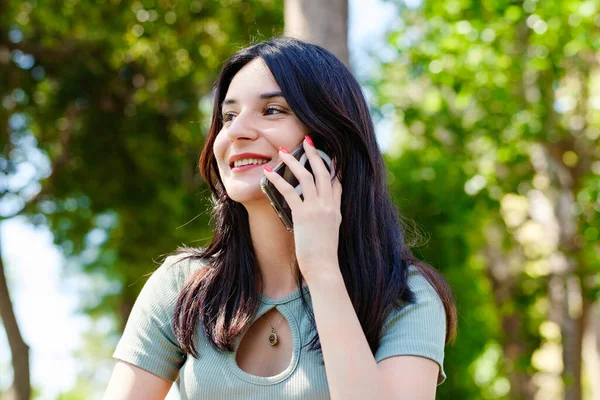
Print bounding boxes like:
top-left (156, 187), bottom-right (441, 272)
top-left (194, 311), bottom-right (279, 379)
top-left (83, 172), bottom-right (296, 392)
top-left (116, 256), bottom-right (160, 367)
top-left (224, 111), bottom-right (259, 143)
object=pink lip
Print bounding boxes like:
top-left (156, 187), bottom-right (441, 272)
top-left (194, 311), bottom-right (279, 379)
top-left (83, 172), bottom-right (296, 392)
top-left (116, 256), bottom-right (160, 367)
top-left (231, 164), bottom-right (269, 173)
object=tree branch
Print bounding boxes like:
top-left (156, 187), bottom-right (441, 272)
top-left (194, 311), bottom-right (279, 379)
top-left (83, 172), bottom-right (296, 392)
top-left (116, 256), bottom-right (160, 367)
top-left (0, 229), bottom-right (31, 400)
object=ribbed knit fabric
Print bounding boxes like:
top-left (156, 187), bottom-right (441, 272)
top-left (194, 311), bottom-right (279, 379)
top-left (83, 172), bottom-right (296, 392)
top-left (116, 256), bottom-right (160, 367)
top-left (113, 255), bottom-right (447, 399)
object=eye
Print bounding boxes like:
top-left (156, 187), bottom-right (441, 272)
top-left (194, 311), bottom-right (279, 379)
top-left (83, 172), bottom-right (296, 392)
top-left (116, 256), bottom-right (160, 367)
top-left (264, 105), bottom-right (286, 116)
top-left (221, 111), bottom-right (236, 123)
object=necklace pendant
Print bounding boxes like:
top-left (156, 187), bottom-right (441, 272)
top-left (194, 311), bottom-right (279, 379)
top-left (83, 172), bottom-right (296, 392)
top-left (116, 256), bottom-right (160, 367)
top-left (268, 329), bottom-right (278, 346)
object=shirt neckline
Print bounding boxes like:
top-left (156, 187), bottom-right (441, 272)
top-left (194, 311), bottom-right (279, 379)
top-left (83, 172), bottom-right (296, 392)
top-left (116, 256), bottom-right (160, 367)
top-left (226, 303), bottom-right (302, 385)
top-left (260, 285), bottom-right (310, 305)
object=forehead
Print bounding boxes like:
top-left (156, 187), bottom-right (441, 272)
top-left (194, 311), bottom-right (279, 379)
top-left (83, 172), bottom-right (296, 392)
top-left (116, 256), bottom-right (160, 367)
top-left (225, 58), bottom-right (280, 98)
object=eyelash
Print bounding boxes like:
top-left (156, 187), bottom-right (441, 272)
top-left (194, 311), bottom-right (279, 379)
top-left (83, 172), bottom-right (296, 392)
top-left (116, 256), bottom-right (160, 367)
top-left (221, 106), bottom-right (286, 123)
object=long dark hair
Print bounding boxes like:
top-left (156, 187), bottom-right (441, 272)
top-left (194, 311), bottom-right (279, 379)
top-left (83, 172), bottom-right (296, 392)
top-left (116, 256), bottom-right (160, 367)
top-left (173, 37), bottom-right (457, 357)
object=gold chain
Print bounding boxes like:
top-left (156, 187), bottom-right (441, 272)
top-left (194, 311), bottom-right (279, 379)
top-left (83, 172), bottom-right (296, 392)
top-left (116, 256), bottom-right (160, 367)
top-left (265, 314), bottom-right (284, 330)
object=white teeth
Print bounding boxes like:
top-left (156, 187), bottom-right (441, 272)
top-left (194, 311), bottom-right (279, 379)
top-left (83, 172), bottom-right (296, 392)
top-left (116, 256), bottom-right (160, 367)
top-left (233, 158), bottom-right (269, 167)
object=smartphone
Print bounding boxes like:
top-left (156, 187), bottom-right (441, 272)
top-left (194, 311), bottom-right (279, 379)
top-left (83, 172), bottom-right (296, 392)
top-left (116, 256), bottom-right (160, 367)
top-left (260, 137), bottom-right (333, 232)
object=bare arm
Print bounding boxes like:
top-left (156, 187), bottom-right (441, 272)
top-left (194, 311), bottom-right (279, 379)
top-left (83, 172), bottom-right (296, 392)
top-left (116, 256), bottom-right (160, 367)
top-left (379, 355), bottom-right (439, 399)
top-left (103, 361), bottom-right (173, 400)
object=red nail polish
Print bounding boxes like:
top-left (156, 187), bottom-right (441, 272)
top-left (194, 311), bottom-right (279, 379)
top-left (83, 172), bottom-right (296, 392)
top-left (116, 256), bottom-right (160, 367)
top-left (264, 165), bottom-right (273, 172)
top-left (305, 135), bottom-right (314, 147)
top-left (279, 146), bottom-right (289, 154)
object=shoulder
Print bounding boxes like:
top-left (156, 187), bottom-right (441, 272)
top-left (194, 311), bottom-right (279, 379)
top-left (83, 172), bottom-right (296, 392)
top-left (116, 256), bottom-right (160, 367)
top-left (405, 265), bottom-right (445, 315)
top-left (150, 252), bottom-right (208, 290)
top-left (113, 250), bottom-right (208, 382)
top-left (136, 251), bottom-right (209, 319)
top-left (376, 265), bottom-right (447, 383)
top-left (381, 265), bottom-right (446, 332)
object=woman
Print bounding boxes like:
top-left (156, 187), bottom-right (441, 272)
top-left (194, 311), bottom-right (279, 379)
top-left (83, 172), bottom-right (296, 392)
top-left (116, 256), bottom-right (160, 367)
top-left (104, 37), bottom-right (457, 400)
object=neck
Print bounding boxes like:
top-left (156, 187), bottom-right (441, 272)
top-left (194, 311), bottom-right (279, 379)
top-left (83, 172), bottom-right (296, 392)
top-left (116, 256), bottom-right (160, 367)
top-left (244, 200), bottom-right (299, 300)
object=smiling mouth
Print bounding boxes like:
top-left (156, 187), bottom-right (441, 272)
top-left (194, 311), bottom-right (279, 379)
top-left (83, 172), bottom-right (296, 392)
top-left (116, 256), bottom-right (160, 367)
top-left (229, 159), bottom-right (272, 169)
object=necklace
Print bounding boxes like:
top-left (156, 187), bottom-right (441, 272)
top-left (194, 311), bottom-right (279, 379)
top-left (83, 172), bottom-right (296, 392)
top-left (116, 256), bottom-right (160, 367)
top-left (264, 314), bottom-right (285, 346)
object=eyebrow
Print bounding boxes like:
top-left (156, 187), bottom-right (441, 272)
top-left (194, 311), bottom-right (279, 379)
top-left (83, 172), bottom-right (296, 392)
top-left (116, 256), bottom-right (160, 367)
top-left (221, 91), bottom-right (284, 107)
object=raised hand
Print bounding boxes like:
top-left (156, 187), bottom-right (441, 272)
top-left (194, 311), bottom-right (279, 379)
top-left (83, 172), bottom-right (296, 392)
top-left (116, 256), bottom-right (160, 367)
top-left (262, 136), bottom-right (343, 282)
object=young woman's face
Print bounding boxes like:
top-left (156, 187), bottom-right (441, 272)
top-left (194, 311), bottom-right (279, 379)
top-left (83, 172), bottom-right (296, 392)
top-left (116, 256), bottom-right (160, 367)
top-left (213, 58), bottom-right (309, 204)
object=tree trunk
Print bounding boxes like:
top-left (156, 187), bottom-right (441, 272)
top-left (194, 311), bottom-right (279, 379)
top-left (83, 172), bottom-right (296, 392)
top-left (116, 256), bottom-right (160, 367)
top-left (582, 301), bottom-right (600, 400)
top-left (484, 225), bottom-right (534, 400)
top-left (561, 273), bottom-right (583, 400)
top-left (284, 0), bottom-right (349, 66)
top-left (0, 229), bottom-right (31, 400)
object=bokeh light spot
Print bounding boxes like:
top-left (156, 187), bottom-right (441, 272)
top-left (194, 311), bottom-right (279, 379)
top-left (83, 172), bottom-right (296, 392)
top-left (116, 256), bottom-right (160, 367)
top-left (562, 151), bottom-right (578, 167)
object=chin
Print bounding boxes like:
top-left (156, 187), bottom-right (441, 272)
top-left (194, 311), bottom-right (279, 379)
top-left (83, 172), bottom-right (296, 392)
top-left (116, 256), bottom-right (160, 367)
top-left (225, 184), bottom-right (267, 205)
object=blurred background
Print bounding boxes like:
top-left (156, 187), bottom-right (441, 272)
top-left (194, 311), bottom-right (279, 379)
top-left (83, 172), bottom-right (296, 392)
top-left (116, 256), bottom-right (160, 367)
top-left (1, 0), bottom-right (599, 399)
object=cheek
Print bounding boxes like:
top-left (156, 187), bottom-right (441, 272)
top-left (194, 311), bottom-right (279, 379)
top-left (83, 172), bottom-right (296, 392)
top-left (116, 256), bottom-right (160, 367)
top-left (264, 123), bottom-right (308, 148)
top-left (211, 138), bottom-right (229, 179)
top-left (212, 135), bottom-right (227, 162)
top-left (283, 124), bottom-right (309, 147)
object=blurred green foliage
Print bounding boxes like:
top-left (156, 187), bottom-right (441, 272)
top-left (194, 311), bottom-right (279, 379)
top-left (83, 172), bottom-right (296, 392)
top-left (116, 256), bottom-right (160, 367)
top-left (374, 0), bottom-right (599, 399)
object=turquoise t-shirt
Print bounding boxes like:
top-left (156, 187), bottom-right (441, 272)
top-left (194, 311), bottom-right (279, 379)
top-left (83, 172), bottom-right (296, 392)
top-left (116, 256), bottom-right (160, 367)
top-left (113, 255), bottom-right (447, 399)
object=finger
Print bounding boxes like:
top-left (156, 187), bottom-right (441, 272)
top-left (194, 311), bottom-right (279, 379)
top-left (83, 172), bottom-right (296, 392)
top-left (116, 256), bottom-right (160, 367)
top-left (263, 166), bottom-right (304, 210)
top-left (303, 136), bottom-right (332, 198)
top-left (332, 176), bottom-right (343, 209)
top-left (330, 158), bottom-right (338, 181)
top-left (278, 146), bottom-right (318, 201)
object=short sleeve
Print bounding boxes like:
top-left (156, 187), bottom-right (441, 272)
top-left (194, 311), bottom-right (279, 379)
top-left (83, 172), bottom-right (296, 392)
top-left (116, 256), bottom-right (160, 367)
top-left (113, 254), bottom-right (198, 382)
top-left (375, 266), bottom-right (447, 384)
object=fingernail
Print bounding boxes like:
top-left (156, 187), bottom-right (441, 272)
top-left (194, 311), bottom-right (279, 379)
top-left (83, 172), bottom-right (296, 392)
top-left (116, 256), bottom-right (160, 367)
top-left (279, 146), bottom-right (289, 154)
top-left (305, 135), bottom-right (314, 147)
top-left (264, 165), bottom-right (273, 172)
